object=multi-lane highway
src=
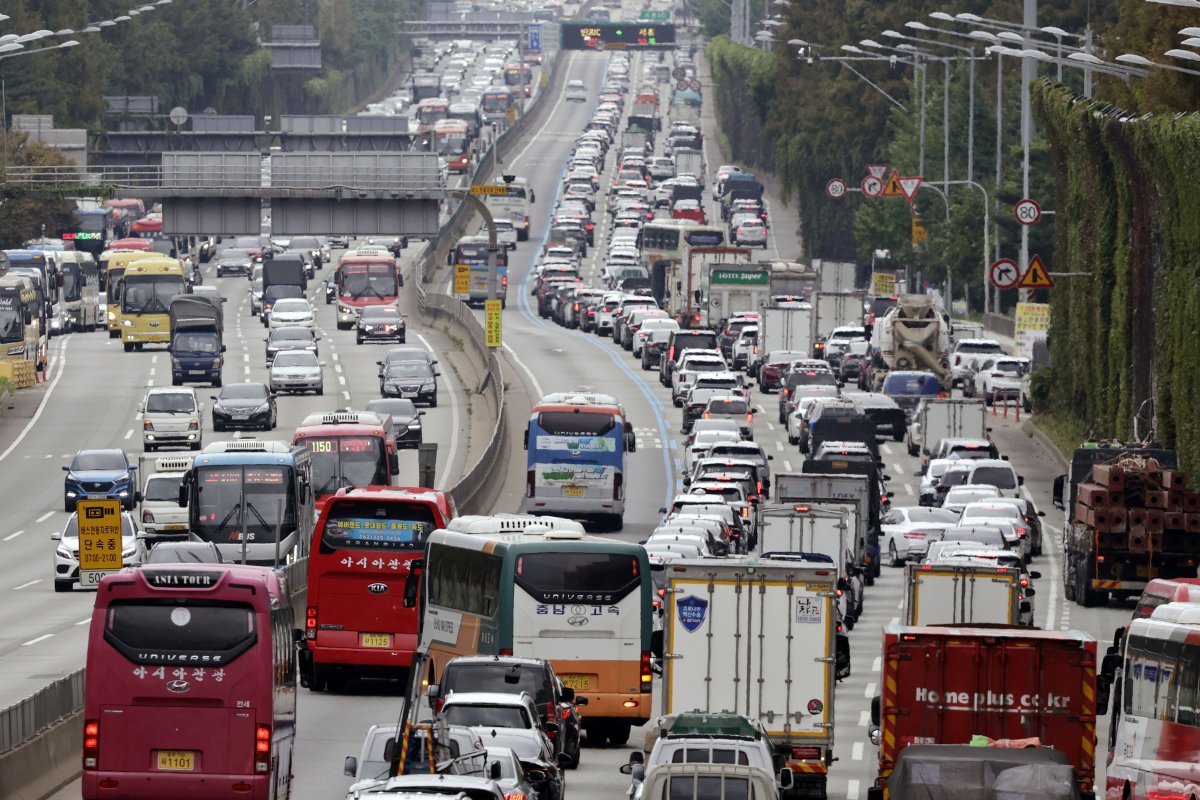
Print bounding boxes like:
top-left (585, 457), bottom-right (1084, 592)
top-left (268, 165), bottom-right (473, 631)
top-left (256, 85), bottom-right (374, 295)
top-left (15, 32), bottom-right (1137, 800)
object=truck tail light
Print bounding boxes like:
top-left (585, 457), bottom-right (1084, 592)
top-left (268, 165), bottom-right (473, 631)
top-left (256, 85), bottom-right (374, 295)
top-left (306, 606), bottom-right (317, 640)
top-left (500, 648), bottom-right (513, 656)
top-left (641, 651), bottom-right (653, 691)
top-left (502, 275), bottom-right (508, 288)
top-left (791, 746), bottom-right (821, 760)
top-left (83, 720), bottom-right (100, 769)
top-left (254, 724), bottom-right (271, 773)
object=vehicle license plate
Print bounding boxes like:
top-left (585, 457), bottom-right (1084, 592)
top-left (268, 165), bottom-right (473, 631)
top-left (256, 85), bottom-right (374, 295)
top-left (361, 633), bottom-right (392, 648)
top-left (564, 486), bottom-right (584, 497)
top-left (560, 674), bottom-right (591, 691)
top-left (157, 751), bottom-right (195, 771)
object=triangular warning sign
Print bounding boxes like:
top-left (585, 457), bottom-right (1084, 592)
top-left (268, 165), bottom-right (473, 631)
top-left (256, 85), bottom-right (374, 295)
top-left (1018, 254), bottom-right (1055, 289)
top-left (898, 176), bottom-right (922, 203)
top-left (866, 163), bottom-right (889, 179)
top-left (881, 170), bottom-right (904, 198)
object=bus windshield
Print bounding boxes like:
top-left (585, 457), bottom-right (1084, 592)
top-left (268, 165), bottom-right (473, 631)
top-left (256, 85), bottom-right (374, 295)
top-left (194, 466), bottom-right (294, 544)
top-left (341, 265), bottom-right (396, 299)
top-left (321, 499), bottom-right (435, 553)
top-left (515, 551), bottom-right (641, 603)
top-left (61, 265), bottom-right (84, 302)
top-left (305, 436), bottom-right (389, 496)
top-left (122, 276), bottom-right (184, 314)
top-left (418, 103), bottom-right (448, 126)
top-left (454, 244), bottom-right (509, 267)
top-left (103, 601), bottom-right (257, 664)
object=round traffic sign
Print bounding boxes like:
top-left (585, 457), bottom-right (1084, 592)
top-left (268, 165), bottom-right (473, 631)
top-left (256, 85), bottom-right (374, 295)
top-left (673, 66), bottom-right (688, 80)
top-left (989, 258), bottom-right (1021, 290)
top-left (676, 80), bottom-right (690, 91)
top-left (592, 39), bottom-right (607, 51)
top-left (825, 178), bottom-right (847, 200)
top-left (689, 78), bottom-right (702, 91)
top-left (861, 176), bottom-right (883, 198)
top-left (1014, 198), bottom-right (1041, 226)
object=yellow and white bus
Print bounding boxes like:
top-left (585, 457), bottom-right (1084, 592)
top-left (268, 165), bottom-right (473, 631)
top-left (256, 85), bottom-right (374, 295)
top-left (0, 272), bottom-right (43, 373)
top-left (117, 257), bottom-right (188, 351)
top-left (419, 514), bottom-right (653, 745)
top-left (104, 250), bottom-right (162, 337)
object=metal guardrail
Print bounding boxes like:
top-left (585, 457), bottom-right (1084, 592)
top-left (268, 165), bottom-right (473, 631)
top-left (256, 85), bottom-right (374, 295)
top-left (0, 671), bottom-right (85, 753)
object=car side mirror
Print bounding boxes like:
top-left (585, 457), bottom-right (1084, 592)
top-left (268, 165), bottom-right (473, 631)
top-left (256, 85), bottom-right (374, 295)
top-left (1017, 475), bottom-right (1025, 485)
top-left (1037, 510), bottom-right (1045, 517)
top-left (427, 683), bottom-right (441, 701)
top-left (543, 721), bottom-right (560, 735)
top-left (767, 454), bottom-right (774, 460)
top-left (1025, 587), bottom-right (1036, 598)
top-left (344, 756), bottom-right (357, 777)
top-left (1029, 571), bottom-right (1042, 580)
top-left (62, 465), bottom-right (70, 472)
top-left (50, 532), bottom-right (62, 541)
top-left (221, 345), bottom-right (227, 353)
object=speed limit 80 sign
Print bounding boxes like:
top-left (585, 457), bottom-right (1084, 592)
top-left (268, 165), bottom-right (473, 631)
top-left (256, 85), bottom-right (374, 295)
top-left (1014, 198), bottom-right (1041, 226)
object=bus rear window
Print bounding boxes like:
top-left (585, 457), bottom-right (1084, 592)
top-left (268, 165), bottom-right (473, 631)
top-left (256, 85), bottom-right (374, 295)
top-left (104, 602), bottom-right (256, 664)
top-left (538, 411), bottom-right (616, 436)
top-left (515, 552), bottom-right (640, 603)
top-left (321, 500), bottom-right (436, 552)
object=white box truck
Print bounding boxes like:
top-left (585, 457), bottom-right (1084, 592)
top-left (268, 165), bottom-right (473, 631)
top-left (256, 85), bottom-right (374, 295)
top-left (812, 259), bottom-right (856, 293)
top-left (810, 291), bottom-right (862, 354)
top-left (905, 397), bottom-right (988, 463)
top-left (902, 563), bottom-right (1023, 626)
top-left (661, 558), bottom-right (837, 798)
top-left (754, 304), bottom-right (813, 375)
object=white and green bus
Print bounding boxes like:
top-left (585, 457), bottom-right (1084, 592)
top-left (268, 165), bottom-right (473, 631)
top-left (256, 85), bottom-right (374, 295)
top-left (419, 514), bottom-right (653, 745)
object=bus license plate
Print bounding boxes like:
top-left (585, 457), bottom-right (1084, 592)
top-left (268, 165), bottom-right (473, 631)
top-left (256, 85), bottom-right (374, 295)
top-left (560, 674), bottom-right (591, 691)
top-left (361, 633), bottom-right (392, 648)
top-left (157, 751), bottom-right (195, 771)
top-left (564, 486), bottom-right (584, 497)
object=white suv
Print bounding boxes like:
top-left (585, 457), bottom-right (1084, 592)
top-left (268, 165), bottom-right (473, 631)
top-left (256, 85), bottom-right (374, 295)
top-left (950, 338), bottom-right (1005, 387)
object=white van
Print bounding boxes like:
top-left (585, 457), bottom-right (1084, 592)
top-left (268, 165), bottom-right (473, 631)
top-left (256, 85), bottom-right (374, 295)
top-left (139, 387), bottom-right (203, 451)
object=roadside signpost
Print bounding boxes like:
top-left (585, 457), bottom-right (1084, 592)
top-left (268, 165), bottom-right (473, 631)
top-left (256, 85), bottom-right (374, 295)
top-left (77, 498), bottom-right (123, 589)
top-left (1014, 198), bottom-right (1041, 226)
top-left (825, 178), bottom-right (847, 200)
top-left (989, 258), bottom-right (1021, 290)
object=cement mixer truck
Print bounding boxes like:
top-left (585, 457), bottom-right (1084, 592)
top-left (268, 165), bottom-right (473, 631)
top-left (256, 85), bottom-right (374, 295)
top-left (864, 294), bottom-right (951, 391)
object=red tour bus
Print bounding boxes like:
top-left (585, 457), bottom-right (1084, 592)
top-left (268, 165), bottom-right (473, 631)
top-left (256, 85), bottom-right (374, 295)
top-left (130, 214), bottom-right (164, 238)
top-left (299, 486), bottom-right (455, 691)
top-left (292, 411), bottom-right (399, 518)
top-left (83, 564), bottom-right (297, 800)
top-left (334, 254), bottom-right (400, 329)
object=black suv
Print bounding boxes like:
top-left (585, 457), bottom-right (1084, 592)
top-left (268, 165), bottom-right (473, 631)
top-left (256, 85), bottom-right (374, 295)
top-left (429, 655), bottom-right (586, 768)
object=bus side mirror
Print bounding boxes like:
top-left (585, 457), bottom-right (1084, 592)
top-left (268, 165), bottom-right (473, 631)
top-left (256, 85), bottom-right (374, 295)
top-left (403, 559), bottom-right (424, 608)
top-left (870, 694), bottom-right (881, 727)
top-left (390, 453), bottom-right (400, 475)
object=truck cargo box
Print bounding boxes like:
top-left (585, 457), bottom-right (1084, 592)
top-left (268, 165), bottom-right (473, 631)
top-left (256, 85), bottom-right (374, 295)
top-left (873, 625), bottom-right (1097, 798)
top-left (902, 564), bottom-right (1021, 626)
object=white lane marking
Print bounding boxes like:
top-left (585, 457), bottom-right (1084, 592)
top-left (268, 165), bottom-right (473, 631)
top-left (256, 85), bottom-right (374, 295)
top-left (124, 429), bottom-right (133, 440)
top-left (904, 483), bottom-right (914, 495)
top-left (852, 742), bottom-right (864, 761)
top-left (14, 579), bottom-right (41, 590)
top-left (859, 711), bottom-right (870, 727)
top-left (334, 363), bottom-right (343, 374)
top-left (864, 682), bottom-right (877, 699)
top-left (783, 460), bottom-right (793, 472)
top-left (847, 780), bottom-right (861, 800)
top-left (151, 354), bottom-right (158, 365)
top-left (338, 375), bottom-right (346, 385)
top-left (23, 633), bottom-right (53, 646)
top-left (872, 656), bottom-right (881, 672)
top-left (35, 511), bottom-right (54, 523)
top-left (881, 444), bottom-right (892, 455)
top-left (503, 343), bottom-right (545, 398)
top-left (4, 530), bottom-right (23, 541)
top-left (342, 390), bottom-right (351, 401)
top-left (766, 422), bottom-right (775, 431)
top-left (418, 333), bottom-right (459, 489)
top-left (775, 441), bottom-right (784, 451)
top-left (243, 353), bottom-right (250, 362)
top-left (148, 367), bottom-right (155, 377)
top-left (0, 336), bottom-right (70, 464)
top-left (75, 617), bottom-right (90, 626)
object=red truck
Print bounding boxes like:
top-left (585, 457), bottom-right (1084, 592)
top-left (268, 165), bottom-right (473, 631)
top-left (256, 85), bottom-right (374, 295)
top-left (868, 625), bottom-right (1100, 800)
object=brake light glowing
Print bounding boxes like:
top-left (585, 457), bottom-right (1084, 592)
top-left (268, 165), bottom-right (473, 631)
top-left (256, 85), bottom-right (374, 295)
top-left (254, 724), bottom-right (271, 773)
top-left (306, 606), bottom-right (317, 640)
top-left (500, 648), bottom-right (513, 656)
top-left (84, 720), bottom-right (100, 769)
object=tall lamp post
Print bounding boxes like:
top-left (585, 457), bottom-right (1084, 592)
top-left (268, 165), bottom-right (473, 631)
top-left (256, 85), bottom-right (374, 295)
top-left (1, 40), bottom-right (81, 174)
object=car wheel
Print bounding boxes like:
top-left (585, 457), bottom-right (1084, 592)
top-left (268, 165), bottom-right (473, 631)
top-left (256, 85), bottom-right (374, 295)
top-left (889, 540), bottom-right (904, 567)
top-left (356, 335), bottom-right (363, 345)
top-left (316, 385), bottom-right (324, 396)
top-left (429, 396), bottom-right (438, 408)
top-left (54, 581), bottom-right (72, 593)
top-left (212, 377), bottom-right (221, 388)
top-left (907, 439), bottom-right (919, 457)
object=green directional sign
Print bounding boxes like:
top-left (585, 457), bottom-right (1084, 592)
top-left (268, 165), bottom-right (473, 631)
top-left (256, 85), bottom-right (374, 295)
top-left (640, 10), bottom-right (670, 21)
top-left (711, 268), bottom-right (770, 287)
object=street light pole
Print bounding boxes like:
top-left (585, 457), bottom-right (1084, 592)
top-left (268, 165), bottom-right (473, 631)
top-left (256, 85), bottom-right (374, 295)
top-left (1019, 0), bottom-right (1035, 309)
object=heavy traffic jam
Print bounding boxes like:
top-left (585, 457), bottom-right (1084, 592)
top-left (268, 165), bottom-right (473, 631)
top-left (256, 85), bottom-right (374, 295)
top-left (0, 6), bottom-right (1196, 800)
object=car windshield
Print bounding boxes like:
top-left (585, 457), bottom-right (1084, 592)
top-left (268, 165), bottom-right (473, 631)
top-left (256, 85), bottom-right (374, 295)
top-left (443, 664), bottom-right (554, 705)
top-left (145, 393), bottom-right (195, 414)
top-left (291, 237), bottom-right (320, 249)
top-left (219, 249), bottom-right (252, 262)
top-left (143, 475), bottom-right (183, 502)
top-left (962, 504), bottom-right (1020, 521)
top-left (708, 399), bottom-right (749, 415)
top-left (273, 299), bottom-right (309, 313)
top-left (273, 329), bottom-right (311, 344)
top-left (71, 452), bottom-right (127, 471)
top-left (363, 307), bottom-right (401, 321)
top-left (443, 704), bottom-right (530, 729)
top-left (273, 351), bottom-right (317, 368)
top-left (386, 362), bottom-right (430, 379)
top-left (366, 399), bottom-right (418, 418)
top-left (221, 384), bottom-right (269, 400)
top-left (970, 467), bottom-right (1017, 489)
